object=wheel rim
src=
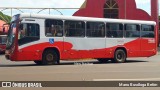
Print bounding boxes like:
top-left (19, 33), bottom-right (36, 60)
top-left (117, 52), bottom-right (124, 61)
top-left (46, 54), bottom-right (54, 61)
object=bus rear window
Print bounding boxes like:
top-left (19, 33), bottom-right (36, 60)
top-left (125, 24), bottom-right (140, 38)
top-left (141, 25), bottom-right (155, 38)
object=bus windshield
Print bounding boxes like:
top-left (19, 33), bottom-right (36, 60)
top-left (6, 23), bottom-right (16, 49)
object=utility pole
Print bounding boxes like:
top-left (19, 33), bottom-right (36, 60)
top-left (125, 0), bottom-right (126, 19)
top-left (151, 0), bottom-right (159, 46)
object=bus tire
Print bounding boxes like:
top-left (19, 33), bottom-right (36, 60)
top-left (113, 49), bottom-right (126, 63)
top-left (97, 59), bottom-right (109, 63)
top-left (42, 50), bottom-right (59, 65)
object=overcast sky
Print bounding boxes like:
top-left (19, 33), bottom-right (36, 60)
top-left (0, 0), bottom-right (159, 16)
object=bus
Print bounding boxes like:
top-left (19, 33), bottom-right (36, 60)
top-left (5, 13), bottom-right (157, 65)
top-left (0, 35), bottom-right (7, 53)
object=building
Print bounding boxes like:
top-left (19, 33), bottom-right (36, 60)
top-left (0, 20), bottom-right (7, 35)
top-left (0, 20), bottom-right (9, 35)
top-left (74, 0), bottom-right (158, 22)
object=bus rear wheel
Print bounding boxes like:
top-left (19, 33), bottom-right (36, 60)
top-left (42, 50), bottom-right (59, 65)
top-left (97, 59), bottom-right (109, 63)
top-left (113, 49), bottom-right (126, 63)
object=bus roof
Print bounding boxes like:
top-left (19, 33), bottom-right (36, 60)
top-left (18, 13), bottom-right (156, 25)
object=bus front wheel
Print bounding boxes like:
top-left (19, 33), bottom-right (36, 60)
top-left (42, 50), bottom-right (59, 65)
top-left (113, 49), bottom-right (126, 63)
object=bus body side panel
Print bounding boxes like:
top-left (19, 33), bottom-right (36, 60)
top-left (63, 37), bottom-right (106, 59)
top-left (105, 38), bottom-right (141, 58)
top-left (124, 38), bottom-right (141, 57)
top-left (16, 38), bottom-right (64, 61)
top-left (140, 38), bottom-right (157, 57)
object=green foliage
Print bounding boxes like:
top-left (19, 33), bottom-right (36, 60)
top-left (0, 11), bottom-right (11, 24)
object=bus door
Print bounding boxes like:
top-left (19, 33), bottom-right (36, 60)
top-left (140, 25), bottom-right (156, 57)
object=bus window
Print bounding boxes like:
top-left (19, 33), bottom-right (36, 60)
top-left (141, 25), bottom-right (155, 38)
top-left (45, 19), bottom-right (63, 37)
top-left (18, 23), bottom-right (40, 46)
top-left (19, 23), bottom-right (39, 39)
top-left (125, 24), bottom-right (140, 38)
top-left (65, 21), bottom-right (85, 37)
top-left (87, 22), bottom-right (105, 37)
top-left (106, 23), bottom-right (123, 38)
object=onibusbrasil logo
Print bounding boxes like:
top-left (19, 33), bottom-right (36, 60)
top-left (1, 82), bottom-right (42, 88)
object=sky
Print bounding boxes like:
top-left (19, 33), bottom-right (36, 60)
top-left (0, 0), bottom-right (159, 16)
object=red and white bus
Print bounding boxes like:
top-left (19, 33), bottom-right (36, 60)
top-left (0, 35), bottom-right (7, 53)
top-left (5, 13), bottom-right (157, 65)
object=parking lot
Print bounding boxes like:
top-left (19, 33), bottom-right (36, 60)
top-left (0, 51), bottom-right (160, 81)
top-left (0, 51), bottom-right (160, 90)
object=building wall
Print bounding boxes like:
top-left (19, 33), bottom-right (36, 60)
top-left (73, 0), bottom-right (157, 21)
top-left (0, 20), bottom-right (8, 35)
top-left (0, 20), bottom-right (6, 35)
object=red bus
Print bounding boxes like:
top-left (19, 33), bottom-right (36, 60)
top-left (0, 35), bottom-right (7, 53)
top-left (5, 14), bottom-right (157, 65)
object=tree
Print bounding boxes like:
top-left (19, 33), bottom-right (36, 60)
top-left (0, 11), bottom-right (11, 24)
